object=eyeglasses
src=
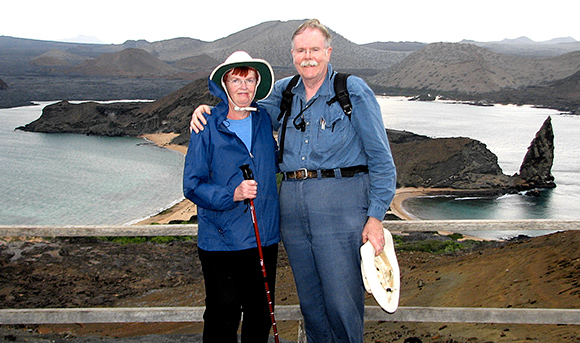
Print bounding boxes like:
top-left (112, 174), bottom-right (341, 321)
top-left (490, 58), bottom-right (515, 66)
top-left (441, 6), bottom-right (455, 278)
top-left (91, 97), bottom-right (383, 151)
top-left (293, 99), bottom-right (317, 132)
top-left (292, 47), bottom-right (326, 56)
top-left (227, 78), bottom-right (257, 86)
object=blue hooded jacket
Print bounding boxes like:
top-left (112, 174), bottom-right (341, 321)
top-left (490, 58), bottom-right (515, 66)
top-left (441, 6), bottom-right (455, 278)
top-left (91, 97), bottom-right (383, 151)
top-left (183, 79), bottom-right (280, 251)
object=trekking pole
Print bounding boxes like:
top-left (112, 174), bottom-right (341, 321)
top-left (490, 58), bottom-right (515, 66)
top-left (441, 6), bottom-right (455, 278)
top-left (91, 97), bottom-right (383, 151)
top-left (239, 164), bottom-right (280, 343)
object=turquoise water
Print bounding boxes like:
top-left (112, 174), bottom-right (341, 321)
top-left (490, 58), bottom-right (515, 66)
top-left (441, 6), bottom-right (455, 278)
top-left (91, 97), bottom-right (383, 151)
top-left (378, 97), bottom-right (580, 239)
top-left (0, 102), bottom-right (185, 226)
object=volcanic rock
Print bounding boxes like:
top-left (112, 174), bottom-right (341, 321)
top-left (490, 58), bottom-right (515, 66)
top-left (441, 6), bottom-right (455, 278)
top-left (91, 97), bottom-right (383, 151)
top-left (388, 117), bottom-right (556, 192)
top-left (388, 130), bottom-right (512, 189)
top-left (511, 116), bottom-right (556, 189)
top-left (17, 78), bottom-right (218, 139)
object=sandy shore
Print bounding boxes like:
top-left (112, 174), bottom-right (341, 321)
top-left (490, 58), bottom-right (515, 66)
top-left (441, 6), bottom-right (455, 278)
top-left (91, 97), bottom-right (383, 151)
top-left (141, 133), bottom-right (187, 154)
top-left (389, 187), bottom-right (471, 221)
top-left (389, 187), bottom-right (427, 220)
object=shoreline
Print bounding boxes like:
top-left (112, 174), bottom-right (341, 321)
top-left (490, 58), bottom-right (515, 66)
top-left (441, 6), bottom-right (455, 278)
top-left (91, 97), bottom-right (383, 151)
top-left (134, 134), bottom-right (197, 225)
top-left (389, 187), bottom-right (428, 220)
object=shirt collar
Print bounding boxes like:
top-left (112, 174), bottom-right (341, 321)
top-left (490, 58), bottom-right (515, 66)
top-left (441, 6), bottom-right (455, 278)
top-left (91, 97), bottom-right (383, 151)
top-left (293, 64), bottom-right (335, 99)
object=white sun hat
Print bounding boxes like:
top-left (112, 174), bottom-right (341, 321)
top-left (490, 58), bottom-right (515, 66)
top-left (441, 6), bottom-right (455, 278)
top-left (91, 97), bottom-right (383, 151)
top-left (360, 228), bottom-right (400, 313)
top-left (210, 51), bottom-right (274, 101)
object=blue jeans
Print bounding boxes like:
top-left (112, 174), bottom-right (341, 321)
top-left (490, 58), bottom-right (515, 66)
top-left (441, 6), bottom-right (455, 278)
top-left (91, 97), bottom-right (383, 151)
top-left (280, 174), bottom-right (369, 343)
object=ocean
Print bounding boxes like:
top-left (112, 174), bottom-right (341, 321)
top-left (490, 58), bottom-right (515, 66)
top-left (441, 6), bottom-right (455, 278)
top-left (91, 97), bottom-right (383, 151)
top-left (0, 102), bottom-right (185, 226)
top-left (1, 98), bottom-right (578, 237)
top-left (378, 96), bottom-right (580, 239)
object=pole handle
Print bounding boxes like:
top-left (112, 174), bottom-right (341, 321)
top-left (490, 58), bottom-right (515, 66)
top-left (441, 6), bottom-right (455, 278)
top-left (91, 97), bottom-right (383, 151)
top-left (239, 164), bottom-right (254, 180)
top-left (239, 164), bottom-right (254, 205)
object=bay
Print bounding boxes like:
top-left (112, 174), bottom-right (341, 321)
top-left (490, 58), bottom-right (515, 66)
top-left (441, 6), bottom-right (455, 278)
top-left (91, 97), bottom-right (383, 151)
top-left (0, 102), bottom-right (185, 226)
top-left (2, 97), bottom-right (578, 238)
top-left (379, 96), bottom-right (580, 239)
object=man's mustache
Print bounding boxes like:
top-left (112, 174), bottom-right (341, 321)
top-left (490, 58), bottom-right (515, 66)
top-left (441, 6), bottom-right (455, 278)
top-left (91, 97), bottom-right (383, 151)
top-left (300, 60), bottom-right (319, 67)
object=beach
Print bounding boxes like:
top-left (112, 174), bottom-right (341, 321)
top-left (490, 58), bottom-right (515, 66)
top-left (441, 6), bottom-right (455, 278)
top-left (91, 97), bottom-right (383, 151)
top-left (389, 187), bottom-right (428, 220)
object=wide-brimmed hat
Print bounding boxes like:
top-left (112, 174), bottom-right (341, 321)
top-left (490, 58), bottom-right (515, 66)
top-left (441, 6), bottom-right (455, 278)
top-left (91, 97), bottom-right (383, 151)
top-left (210, 51), bottom-right (274, 101)
top-left (360, 228), bottom-right (400, 313)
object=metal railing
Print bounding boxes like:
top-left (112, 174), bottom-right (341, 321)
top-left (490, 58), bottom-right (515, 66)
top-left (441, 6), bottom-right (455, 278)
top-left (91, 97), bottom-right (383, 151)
top-left (1, 220), bottom-right (580, 329)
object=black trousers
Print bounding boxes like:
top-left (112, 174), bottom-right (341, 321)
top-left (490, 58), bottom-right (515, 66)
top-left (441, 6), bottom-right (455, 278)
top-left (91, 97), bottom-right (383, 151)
top-left (198, 244), bottom-right (278, 343)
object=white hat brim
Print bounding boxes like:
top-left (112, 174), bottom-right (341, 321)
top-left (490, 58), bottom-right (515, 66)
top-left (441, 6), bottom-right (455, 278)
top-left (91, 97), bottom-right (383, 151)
top-left (360, 228), bottom-right (400, 313)
top-left (210, 51), bottom-right (274, 101)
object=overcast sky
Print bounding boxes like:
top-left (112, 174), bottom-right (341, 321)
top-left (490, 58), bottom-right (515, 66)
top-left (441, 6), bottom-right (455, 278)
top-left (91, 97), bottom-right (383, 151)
top-left (3, 0), bottom-right (578, 45)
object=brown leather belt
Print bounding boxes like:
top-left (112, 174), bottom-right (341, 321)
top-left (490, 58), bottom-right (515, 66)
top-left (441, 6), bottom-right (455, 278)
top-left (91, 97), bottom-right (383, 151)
top-left (281, 165), bottom-right (369, 180)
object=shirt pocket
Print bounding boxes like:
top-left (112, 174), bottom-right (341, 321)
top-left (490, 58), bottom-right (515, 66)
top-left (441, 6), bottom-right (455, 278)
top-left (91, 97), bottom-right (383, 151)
top-left (315, 111), bottom-right (350, 154)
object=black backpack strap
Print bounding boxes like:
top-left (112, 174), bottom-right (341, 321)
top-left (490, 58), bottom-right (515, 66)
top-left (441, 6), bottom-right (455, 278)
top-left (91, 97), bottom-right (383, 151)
top-left (277, 75), bottom-right (300, 121)
top-left (277, 75), bottom-right (300, 163)
top-left (326, 72), bottom-right (352, 119)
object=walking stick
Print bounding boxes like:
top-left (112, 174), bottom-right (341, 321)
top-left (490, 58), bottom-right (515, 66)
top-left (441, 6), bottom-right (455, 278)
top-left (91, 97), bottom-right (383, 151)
top-left (239, 164), bottom-right (280, 343)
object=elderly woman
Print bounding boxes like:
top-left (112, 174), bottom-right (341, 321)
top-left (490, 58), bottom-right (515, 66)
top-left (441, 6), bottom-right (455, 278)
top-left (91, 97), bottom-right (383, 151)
top-left (183, 51), bottom-right (280, 343)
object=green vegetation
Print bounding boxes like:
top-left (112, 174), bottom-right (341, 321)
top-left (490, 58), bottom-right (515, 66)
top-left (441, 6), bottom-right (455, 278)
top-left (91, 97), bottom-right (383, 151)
top-left (97, 220), bottom-right (198, 244)
top-left (98, 236), bottom-right (195, 244)
top-left (395, 239), bottom-right (465, 253)
top-left (446, 233), bottom-right (464, 241)
top-left (393, 232), bottom-right (496, 254)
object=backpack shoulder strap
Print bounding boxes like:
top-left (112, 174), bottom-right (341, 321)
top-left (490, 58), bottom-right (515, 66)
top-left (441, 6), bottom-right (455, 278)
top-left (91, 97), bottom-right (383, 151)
top-left (276, 75), bottom-right (300, 163)
top-left (277, 74), bottom-right (301, 121)
top-left (326, 72), bottom-right (352, 119)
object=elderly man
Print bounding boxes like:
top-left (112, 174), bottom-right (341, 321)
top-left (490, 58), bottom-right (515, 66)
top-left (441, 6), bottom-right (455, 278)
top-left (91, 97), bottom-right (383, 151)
top-left (191, 19), bottom-right (396, 343)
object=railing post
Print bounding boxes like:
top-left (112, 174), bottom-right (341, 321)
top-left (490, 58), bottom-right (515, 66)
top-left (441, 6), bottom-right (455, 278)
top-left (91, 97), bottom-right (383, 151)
top-left (297, 320), bottom-right (307, 343)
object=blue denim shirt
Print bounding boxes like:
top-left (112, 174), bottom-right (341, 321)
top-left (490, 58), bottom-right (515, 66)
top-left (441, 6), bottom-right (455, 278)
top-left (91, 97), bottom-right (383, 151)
top-left (259, 64), bottom-right (397, 220)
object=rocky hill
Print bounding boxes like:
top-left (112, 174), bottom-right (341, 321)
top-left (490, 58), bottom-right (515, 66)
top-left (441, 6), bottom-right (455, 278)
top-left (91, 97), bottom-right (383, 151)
top-left (468, 36), bottom-right (580, 57)
top-left (466, 70), bottom-right (580, 113)
top-left (29, 49), bottom-right (88, 67)
top-left (17, 78), bottom-right (218, 137)
top-left (0, 36), bottom-right (118, 75)
top-left (0, 20), bottom-right (408, 79)
top-left (369, 43), bottom-right (580, 93)
top-left (70, 48), bottom-right (181, 78)
top-left (117, 20), bottom-right (409, 73)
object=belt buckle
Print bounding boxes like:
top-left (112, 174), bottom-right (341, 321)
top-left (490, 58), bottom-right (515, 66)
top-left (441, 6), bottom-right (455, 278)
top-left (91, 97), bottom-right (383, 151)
top-left (296, 168), bottom-right (308, 180)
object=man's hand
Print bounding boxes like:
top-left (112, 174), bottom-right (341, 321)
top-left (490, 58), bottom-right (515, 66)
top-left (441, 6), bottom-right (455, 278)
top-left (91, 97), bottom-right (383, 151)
top-left (234, 180), bottom-right (258, 202)
top-left (361, 217), bottom-right (385, 256)
top-left (190, 105), bottom-right (212, 133)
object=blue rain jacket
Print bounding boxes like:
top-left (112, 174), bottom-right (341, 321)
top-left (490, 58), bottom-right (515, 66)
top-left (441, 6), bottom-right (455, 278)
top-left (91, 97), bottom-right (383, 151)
top-left (183, 79), bottom-right (281, 251)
